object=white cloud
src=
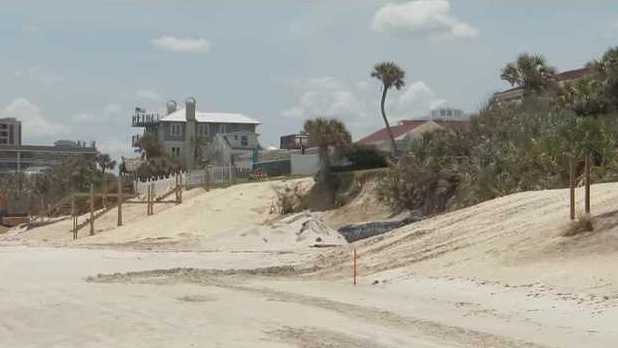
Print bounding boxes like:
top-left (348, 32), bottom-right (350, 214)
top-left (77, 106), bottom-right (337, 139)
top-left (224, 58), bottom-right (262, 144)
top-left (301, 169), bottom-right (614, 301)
top-left (1, 98), bottom-right (68, 141)
top-left (136, 89), bottom-right (161, 102)
top-left (151, 35), bottom-right (211, 53)
top-left (281, 77), bottom-right (446, 139)
top-left (0, 99), bottom-right (133, 164)
top-left (103, 103), bottom-right (123, 118)
top-left (15, 66), bottom-right (64, 86)
top-left (394, 81), bottom-right (446, 120)
top-left (372, 0), bottom-right (479, 39)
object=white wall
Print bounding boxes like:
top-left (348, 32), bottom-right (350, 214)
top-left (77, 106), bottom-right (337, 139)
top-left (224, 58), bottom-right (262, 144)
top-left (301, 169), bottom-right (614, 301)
top-left (291, 153), bottom-right (320, 176)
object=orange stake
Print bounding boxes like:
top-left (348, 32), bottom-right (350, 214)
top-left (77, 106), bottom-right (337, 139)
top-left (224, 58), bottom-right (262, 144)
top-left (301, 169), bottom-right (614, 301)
top-left (353, 248), bottom-right (357, 286)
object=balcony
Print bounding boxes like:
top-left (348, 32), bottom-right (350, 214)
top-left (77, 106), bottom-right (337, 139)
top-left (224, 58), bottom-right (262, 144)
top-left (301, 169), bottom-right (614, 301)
top-left (131, 134), bottom-right (142, 148)
top-left (132, 112), bottom-right (161, 127)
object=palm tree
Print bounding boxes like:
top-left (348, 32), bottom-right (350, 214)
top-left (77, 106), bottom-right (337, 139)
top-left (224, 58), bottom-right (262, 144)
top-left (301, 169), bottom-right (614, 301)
top-left (371, 62), bottom-right (405, 156)
top-left (558, 77), bottom-right (607, 116)
top-left (304, 118), bottom-right (352, 185)
top-left (500, 53), bottom-right (556, 95)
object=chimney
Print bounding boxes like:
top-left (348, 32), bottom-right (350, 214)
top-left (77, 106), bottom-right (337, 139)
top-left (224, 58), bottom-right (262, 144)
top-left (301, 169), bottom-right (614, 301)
top-left (185, 97), bottom-right (196, 121)
top-left (166, 100), bottom-right (178, 115)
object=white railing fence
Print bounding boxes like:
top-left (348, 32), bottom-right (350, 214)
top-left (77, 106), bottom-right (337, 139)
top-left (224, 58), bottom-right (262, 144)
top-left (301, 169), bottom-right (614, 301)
top-left (134, 173), bottom-right (183, 199)
top-left (134, 166), bottom-right (248, 195)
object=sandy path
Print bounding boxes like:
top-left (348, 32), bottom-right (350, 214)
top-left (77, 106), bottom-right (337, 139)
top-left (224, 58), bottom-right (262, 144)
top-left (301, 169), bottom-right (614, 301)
top-left (3, 246), bottom-right (616, 347)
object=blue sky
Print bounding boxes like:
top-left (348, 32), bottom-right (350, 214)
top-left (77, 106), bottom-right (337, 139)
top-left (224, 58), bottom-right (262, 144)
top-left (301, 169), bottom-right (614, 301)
top-left (1, 0), bottom-right (617, 160)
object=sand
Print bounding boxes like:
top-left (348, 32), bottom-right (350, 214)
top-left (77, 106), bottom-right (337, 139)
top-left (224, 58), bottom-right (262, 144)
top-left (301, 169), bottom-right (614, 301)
top-left (1, 178), bottom-right (322, 250)
top-left (4, 179), bottom-right (618, 346)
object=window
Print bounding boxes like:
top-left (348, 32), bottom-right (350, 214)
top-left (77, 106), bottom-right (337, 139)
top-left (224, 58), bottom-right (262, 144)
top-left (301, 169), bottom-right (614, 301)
top-left (169, 123), bottom-right (183, 137)
top-left (241, 136), bottom-right (248, 147)
top-left (171, 147), bottom-right (181, 157)
top-left (198, 124), bottom-right (208, 137)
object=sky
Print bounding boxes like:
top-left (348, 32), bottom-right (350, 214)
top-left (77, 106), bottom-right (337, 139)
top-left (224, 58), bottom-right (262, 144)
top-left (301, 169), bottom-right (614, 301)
top-left (1, 0), bottom-right (618, 161)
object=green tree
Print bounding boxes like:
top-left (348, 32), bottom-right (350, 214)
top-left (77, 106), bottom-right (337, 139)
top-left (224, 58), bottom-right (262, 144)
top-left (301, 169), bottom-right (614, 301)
top-left (590, 47), bottom-right (618, 111)
top-left (501, 53), bottom-right (556, 95)
top-left (304, 118), bottom-right (352, 185)
top-left (135, 134), bottom-right (164, 159)
top-left (558, 77), bottom-right (607, 116)
top-left (371, 62), bottom-right (405, 156)
top-left (95, 153), bottom-right (117, 175)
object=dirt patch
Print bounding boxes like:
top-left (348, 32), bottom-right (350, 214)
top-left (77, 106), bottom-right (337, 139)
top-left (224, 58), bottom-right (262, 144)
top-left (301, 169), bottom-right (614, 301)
top-left (176, 294), bottom-right (217, 303)
top-left (87, 265), bottom-right (316, 284)
top-left (89, 267), bottom-right (545, 348)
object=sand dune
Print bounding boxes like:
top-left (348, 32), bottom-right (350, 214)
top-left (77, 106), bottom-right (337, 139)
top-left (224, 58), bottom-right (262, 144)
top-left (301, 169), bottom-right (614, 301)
top-left (4, 179), bottom-right (618, 346)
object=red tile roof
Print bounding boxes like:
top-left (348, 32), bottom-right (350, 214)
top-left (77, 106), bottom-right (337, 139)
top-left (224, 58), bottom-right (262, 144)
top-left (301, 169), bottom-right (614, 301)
top-left (357, 120), bottom-right (468, 145)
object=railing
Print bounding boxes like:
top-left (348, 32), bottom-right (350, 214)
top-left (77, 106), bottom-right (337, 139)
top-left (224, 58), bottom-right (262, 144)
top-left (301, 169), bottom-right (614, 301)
top-left (134, 166), bottom-right (257, 194)
top-left (132, 113), bottom-right (161, 127)
top-left (131, 135), bottom-right (141, 148)
top-left (135, 173), bottom-right (182, 199)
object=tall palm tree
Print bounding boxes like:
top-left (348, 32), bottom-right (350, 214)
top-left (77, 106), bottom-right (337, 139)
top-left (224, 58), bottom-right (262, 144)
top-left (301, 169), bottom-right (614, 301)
top-left (371, 62), bottom-right (406, 156)
top-left (304, 118), bottom-right (352, 184)
top-left (500, 53), bottom-right (556, 95)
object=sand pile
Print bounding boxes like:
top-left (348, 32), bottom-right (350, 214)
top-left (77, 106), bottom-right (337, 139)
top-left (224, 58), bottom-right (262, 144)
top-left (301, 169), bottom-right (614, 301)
top-left (0, 178), bottom-right (320, 250)
top-left (321, 176), bottom-right (393, 229)
top-left (316, 183), bottom-right (618, 297)
top-left (202, 211), bottom-right (346, 251)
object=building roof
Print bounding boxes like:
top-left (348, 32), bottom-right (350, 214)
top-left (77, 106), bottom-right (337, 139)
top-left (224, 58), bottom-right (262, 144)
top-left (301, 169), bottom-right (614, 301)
top-left (556, 67), bottom-right (593, 82)
top-left (161, 108), bottom-right (260, 124)
top-left (357, 120), bottom-right (468, 145)
top-left (357, 121), bottom-right (425, 145)
top-left (495, 67), bottom-right (594, 99)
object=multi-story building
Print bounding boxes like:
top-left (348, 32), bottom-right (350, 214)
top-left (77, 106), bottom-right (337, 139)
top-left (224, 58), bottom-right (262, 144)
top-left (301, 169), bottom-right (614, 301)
top-left (131, 97), bottom-right (260, 169)
top-left (0, 118), bottom-right (22, 146)
top-left (0, 140), bottom-right (98, 174)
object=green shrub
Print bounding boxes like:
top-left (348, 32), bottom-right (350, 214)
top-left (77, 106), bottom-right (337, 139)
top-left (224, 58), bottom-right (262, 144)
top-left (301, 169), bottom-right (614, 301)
top-left (378, 99), bottom-right (618, 214)
top-left (341, 144), bottom-right (388, 171)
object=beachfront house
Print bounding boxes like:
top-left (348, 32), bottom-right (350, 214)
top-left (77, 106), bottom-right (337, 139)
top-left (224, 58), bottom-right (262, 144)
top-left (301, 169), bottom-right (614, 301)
top-left (131, 98), bottom-right (260, 169)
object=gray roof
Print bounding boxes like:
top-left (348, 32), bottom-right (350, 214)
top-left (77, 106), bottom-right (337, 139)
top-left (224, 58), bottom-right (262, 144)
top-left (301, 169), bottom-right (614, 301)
top-left (161, 108), bottom-right (260, 125)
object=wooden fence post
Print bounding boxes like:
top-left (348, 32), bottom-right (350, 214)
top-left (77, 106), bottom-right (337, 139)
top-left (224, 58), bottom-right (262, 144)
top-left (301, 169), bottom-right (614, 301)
top-left (147, 184), bottom-right (152, 216)
top-left (71, 194), bottom-right (77, 240)
top-left (569, 157), bottom-right (575, 220)
top-left (117, 177), bottom-right (123, 226)
top-left (585, 152), bottom-right (591, 214)
top-left (89, 184), bottom-right (95, 236)
top-left (353, 248), bottom-right (357, 286)
top-left (228, 163), bottom-right (233, 187)
top-left (206, 166), bottom-right (211, 192)
top-left (175, 175), bottom-right (180, 204)
top-left (179, 174), bottom-right (183, 204)
top-left (102, 177), bottom-right (107, 209)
